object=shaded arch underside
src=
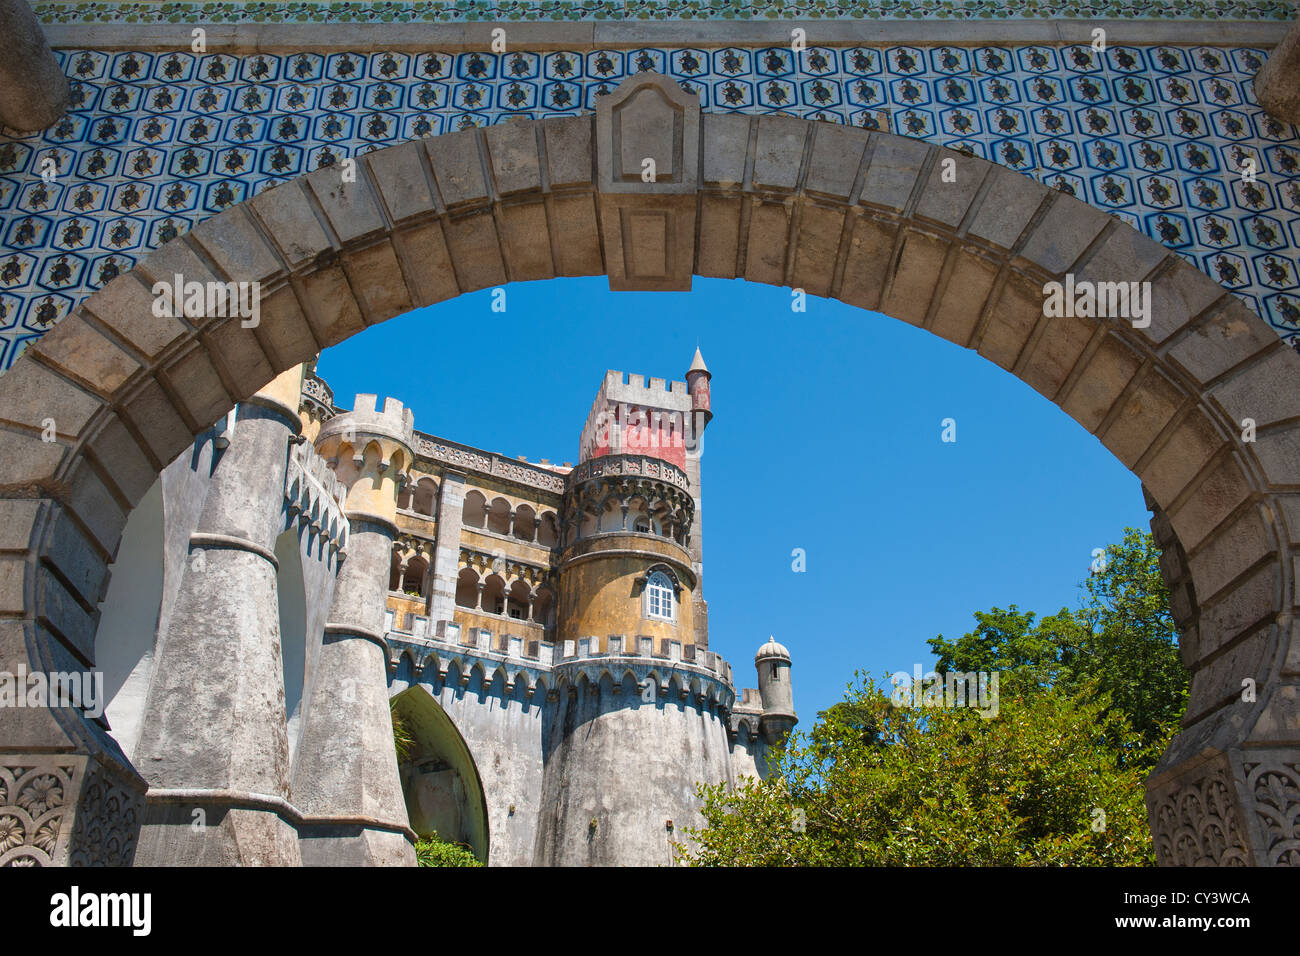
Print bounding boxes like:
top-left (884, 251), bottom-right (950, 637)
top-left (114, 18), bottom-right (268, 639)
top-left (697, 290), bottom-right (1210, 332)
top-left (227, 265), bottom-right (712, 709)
top-left (3, 73), bottom-right (1299, 865)
top-left (391, 685), bottom-right (490, 863)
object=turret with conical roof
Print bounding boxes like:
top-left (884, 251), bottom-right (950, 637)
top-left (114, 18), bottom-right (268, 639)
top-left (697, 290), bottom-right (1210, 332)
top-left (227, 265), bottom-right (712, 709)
top-left (686, 346), bottom-right (712, 427)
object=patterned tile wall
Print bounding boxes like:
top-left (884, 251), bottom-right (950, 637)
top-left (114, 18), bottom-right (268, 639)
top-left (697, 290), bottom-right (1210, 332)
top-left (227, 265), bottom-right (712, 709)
top-left (29, 1), bottom-right (1298, 24)
top-left (0, 43), bottom-right (1298, 372)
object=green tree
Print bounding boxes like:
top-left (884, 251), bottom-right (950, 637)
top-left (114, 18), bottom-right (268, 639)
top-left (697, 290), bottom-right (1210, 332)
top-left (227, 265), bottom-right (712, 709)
top-left (925, 605), bottom-right (1068, 695)
top-left (928, 528), bottom-right (1185, 749)
top-left (678, 677), bottom-right (1158, 867)
top-left (680, 529), bottom-right (1185, 866)
top-left (1066, 528), bottom-right (1186, 749)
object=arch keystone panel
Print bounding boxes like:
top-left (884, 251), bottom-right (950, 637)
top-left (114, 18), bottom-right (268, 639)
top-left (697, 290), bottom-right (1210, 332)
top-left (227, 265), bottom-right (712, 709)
top-left (597, 73), bottom-right (700, 291)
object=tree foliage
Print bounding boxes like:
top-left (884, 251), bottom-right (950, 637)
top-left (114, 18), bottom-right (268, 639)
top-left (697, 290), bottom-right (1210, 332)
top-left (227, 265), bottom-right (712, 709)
top-left (679, 529), bottom-right (1185, 866)
top-left (679, 678), bottom-right (1159, 866)
top-left (928, 528), bottom-right (1186, 749)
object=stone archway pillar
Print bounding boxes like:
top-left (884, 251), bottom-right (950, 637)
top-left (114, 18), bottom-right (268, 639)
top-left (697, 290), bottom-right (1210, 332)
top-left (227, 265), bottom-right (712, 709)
top-left (132, 366), bottom-right (305, 866)
top-left (1255, 19), bottom-right (1300, 123)
top-left (0, 0), bottom-right (69, 132)
top-left (1142, 497), bottom-right (1300, 866)
top-left (290, 395), bottom-right (416, 866)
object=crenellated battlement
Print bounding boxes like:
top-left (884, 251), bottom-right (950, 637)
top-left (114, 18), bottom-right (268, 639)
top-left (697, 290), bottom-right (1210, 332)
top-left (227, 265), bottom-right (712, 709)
top-left (385, 624), bottom-right (738, 712)
top-left (555, 634), bottom-right (733, 686)
top-left (604, 370), bottom-right (691, 402)
top-left (550, 655), bottom-right (735, 714)
top-left (734, 687), bottom-right (764, 711)
top-left (310, 365), bottom-right (569, 493)
top-left (578, 368), bottom-right (703, 465)
top-left (344, 393), bottom-right (416, 444)
top-left (315, 393), bottom-right (416, 474)
top-left (285, 439), bottom-right (350, 552)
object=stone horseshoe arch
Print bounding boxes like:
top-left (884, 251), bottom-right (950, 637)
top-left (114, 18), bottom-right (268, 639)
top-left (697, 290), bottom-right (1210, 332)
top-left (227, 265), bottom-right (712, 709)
top-left (2, 71), bottom-right (1298, 867)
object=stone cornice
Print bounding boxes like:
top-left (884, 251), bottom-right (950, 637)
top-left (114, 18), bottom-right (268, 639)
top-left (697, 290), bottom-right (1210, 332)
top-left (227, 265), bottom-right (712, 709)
top-left (416, 432), bottom-right (568, 496)
top-left (345, 513), bottom-right (399, 537)
top-left (244, 393), bottom-right (305, 435)
top-left (560, 545), bottom-right (694, 581)
top-left (323, 621), bottom-right (391, 652)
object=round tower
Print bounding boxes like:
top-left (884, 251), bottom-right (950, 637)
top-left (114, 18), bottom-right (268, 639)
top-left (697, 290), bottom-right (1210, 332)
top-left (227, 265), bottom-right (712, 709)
top-left (755, 637), bottom-right (797, 745)
top-left (554, 458), bottom-right (698, 651)
top-left (534, 454), bottom-right (734, 865)
top-left (686, 346), bottom-right (712, 426)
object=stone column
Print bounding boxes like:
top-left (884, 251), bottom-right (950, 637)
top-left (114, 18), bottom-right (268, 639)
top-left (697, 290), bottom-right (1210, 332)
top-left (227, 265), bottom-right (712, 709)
top-left (1255, 19), bottom-right (1300, 123)
top-left (420, 561), bottom-right (433, 613)
top-left (291, 395), bottom-right (416, 866)
top-left (0, 0), bottom-right (69, 132)
top-left (428, 471), bottom-right (465, 634)
top-left (133, 366), bottom-right (305, 866)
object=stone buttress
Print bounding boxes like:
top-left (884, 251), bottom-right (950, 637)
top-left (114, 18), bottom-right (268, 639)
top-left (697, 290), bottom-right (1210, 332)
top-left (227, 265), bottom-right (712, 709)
top-left (132, 366), bottom-right (306, 865)
top-left (290, 394), bottom-right (417, 865)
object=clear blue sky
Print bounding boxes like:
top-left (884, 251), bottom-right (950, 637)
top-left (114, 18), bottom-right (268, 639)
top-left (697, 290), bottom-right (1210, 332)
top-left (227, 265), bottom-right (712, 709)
top-left (317, 276), bottom-right (1151, 725)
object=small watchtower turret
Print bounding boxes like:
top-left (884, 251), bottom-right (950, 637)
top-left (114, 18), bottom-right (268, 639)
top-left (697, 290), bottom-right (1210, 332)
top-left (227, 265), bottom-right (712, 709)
top-left (685, 346), bottom-right (712, 428)
top-left (755, 637), bottom-right (797, 745)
